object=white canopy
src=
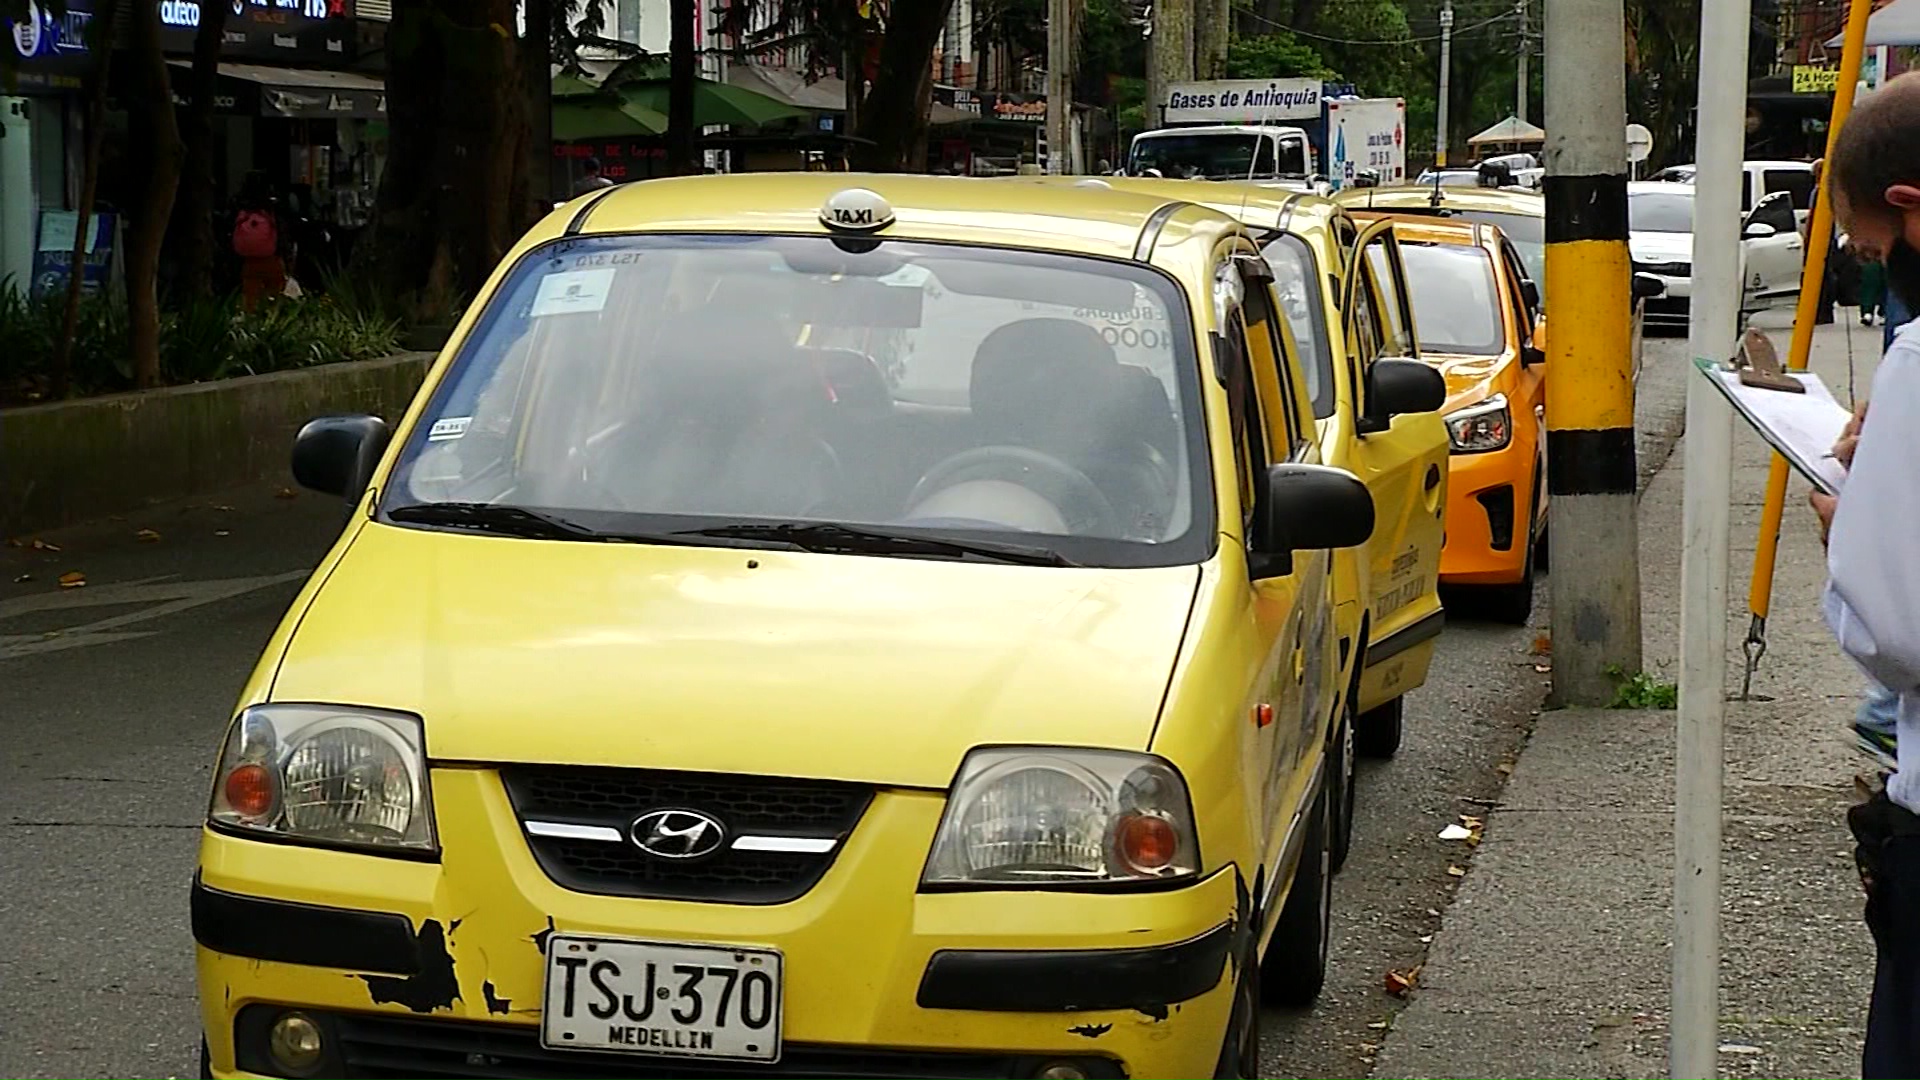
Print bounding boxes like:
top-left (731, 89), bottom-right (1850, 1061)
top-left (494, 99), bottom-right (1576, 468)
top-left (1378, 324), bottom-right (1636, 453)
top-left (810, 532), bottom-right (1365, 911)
top-left (1468, 116), bottom-right (1547, 146)
top-left (1826, 0), bottom-right (1920, 47)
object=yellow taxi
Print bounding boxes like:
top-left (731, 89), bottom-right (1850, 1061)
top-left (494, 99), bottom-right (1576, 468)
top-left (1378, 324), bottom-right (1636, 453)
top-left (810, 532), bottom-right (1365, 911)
top-left (1335, 184), bottom-right (1546, 297)
top-left (1023, 176), bottom-right (1450, 770)
top-left (1350, 214), bottom-right (1548, 623)
top-left (189, 174), bottom-right (1441, 1080)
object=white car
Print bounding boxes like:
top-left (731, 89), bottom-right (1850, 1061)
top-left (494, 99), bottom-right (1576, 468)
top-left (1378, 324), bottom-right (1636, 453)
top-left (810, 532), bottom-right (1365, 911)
top-left (1647, 159), bottom-right (1817, 229)
top-left (1627, 181), bottom-right (1804, 328)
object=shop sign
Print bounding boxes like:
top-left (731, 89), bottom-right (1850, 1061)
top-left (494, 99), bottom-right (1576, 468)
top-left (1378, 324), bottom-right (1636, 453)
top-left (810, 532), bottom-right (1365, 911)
top-left (1163, 78), bottom-right (1322, 123)
top-left (933, 85), bottom-right (981, 115)
top-left (159, 0), bottom-right (356, 63)
top-left (1792, 65), bottom-right (1840, 93)
top-left (31, 211), bottom-right (116, 300)
top-left (5, 0), bottom-right (94, 91)
top-left (980, 92), bottom-right (1045, 123)
top-left (554, 141), bottom-right (668, 180)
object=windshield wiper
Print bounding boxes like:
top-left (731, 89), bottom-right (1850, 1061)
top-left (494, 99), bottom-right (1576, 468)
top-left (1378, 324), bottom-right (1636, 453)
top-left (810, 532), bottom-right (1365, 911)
top-left (387, 502), bottom-right (613, 540)
top-left (679, 522), bottom-right (1078, 567)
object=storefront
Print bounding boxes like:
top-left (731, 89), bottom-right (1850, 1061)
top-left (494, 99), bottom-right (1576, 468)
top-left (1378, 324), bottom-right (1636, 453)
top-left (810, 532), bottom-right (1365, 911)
top-left (933, 87), bottom-right (1045, 175)
top-left (2, 0), bottom-right (97, 293)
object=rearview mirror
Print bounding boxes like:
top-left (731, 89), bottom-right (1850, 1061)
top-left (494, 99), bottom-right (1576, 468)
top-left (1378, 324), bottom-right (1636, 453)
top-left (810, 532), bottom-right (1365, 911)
top-left (1520, 278), bottom-right (1540, 311)
top-left (292, 414), bottom-right (392, 504)
top-left (1249, 463), bottom-right (1377, 579)
top-left (1631, 272), bottom-right (1666, 301)
top-left (1359, 358), bottom-right (1447, 434)
top-left (1524, 317), bottom-right (1548, 365)
top-left (1743, 221), bottom-right (1777, 240)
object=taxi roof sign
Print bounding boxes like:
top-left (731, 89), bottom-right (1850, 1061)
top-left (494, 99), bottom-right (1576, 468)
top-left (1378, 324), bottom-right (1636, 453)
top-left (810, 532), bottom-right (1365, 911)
top-left (821, 188), bottom-right (895, 232)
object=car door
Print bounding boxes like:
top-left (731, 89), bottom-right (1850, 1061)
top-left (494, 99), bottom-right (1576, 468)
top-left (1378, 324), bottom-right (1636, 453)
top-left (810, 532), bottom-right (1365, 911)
top-left (1341, 220), bottom-right (1448, 707)
top-left (1214, 255), bottom-right (1315, 888)
top-left (1496, 238), bottom-right (1548, 524)
top-left (1743, 192), bottom-right (1804, 307)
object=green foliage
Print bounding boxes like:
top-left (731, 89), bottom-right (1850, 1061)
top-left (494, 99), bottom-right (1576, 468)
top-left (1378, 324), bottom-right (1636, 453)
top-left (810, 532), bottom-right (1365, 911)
top-left (1605, 666), bottom-right (1679, 710)
top-left (1227, 30), bottom-right (1336, 81)
top-left (0, 284), bottom-right (401, 403)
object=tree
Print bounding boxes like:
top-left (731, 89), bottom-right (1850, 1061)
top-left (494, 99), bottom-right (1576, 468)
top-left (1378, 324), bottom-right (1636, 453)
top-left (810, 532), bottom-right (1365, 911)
top-left (124, 0), bottom-right (183, 387)
top-left (1196, 0), bottom-right (1230, 78)
top-left (1148, 0), bottom-right (1194, 129)
top-left (1226, 29), bottom-right (1335, 80)
top-left (353, 0), bottom-right (530, 323)
top-left (168, 0), bottom-right (229, 301)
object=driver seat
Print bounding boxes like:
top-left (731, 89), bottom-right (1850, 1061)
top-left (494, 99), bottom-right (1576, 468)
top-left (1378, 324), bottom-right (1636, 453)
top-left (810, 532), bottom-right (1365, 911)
top-left (969, 318), bottom-right (1176, 537)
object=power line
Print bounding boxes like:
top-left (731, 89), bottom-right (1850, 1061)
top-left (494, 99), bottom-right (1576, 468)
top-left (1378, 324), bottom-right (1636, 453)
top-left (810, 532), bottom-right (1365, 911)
top-left (1237, 5), bottom-right (1513, 45)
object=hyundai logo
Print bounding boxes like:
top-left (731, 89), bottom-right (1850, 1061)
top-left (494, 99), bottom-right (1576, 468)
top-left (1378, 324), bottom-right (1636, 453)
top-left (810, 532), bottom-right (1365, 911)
top-left (629, 809), bottom-right (726, 860)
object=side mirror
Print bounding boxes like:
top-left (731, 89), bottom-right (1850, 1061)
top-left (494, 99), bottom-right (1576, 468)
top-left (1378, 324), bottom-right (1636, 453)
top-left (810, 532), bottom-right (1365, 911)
top-left (1744, 221), bottom-right (1777, 240)
top-left (1524, 316), bottom-right (1548, 366)
top-left (1249, 463), bottom-right (1377, 579)
top-left (292, 414), bottom-right (392, 503)
top-left (1352, 169), bottom-right (1381, 189)
top-left (1359, 357), bottom-right (1447, 433)
top-left (1520, 278), bottom-right (1541, 311)
top-left (1631, 271), bottom-right (1666, 301)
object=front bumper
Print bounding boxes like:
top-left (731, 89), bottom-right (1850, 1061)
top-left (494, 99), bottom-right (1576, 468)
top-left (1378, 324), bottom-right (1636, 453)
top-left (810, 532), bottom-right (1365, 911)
top-left (194, 767), bottom-right (1241, 1079)
top-left (1439, 446), bottom-right (1534, 586)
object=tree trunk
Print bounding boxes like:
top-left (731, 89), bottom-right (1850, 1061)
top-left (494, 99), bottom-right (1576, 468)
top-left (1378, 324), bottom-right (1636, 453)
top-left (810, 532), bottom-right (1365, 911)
top-left (850, 0), bottom-right (957, 171)
top-left (127, 0), bottom-right (184, 389)
top-left (1147, 0), bottom-right (1194, 131)
top-left (169, 0), bottom-right (229, 301)
top-left (667, 0), bottom-right (697, 175)
top-left (524, 0), bottom-right (553, 216)
top-left (354, 0), bottom-right (529, 323)
top-left (1197, 0), bottom-right (1232, 79)
top-left (53, 0), bottom-right (121, 399)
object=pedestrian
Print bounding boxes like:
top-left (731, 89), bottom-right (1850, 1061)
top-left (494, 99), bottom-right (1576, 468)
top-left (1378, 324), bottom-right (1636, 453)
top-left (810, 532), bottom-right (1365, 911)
top-left (1809, 70), bottom-right (1920, 1079)
top-left (574, 157), bottom-right (615, 197)
top-left (231, 173), bottom-right (288, 313)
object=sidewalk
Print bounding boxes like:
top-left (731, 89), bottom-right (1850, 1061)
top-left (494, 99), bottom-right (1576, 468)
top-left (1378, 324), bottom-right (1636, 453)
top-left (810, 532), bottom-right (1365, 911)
top-left (1373, 317), bottom-right (1882, 1079)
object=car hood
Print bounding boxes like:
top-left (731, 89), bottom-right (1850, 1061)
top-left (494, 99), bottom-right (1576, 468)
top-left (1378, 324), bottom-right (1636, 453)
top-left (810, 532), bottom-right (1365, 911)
top-left (1629, 231), bottom-right (1693, 266)
top-left (270, 521), bottom-right (1202, 789)
top-left (1425, 352), bottom-right (1513, 414)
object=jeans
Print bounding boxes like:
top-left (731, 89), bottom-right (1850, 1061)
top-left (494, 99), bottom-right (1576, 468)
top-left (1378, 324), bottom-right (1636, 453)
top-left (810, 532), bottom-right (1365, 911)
top-left (1850, 793), bottom-right (1920, 1078)
top-left (1863, 686), bottom-right (1902, 735)
top-left (1887, 290), bottom-right (1912, 353)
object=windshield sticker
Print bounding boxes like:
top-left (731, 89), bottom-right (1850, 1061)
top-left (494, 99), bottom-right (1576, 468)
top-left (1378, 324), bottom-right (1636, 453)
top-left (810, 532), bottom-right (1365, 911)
top-left (531, 268), bottom-right (616, 318)
top-left (427, 416), bottom-right (472, 442)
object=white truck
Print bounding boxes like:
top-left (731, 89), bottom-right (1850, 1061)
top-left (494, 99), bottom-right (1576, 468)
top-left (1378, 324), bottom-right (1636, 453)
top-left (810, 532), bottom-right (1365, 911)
top-left (1126, 81), bottom-right (1408, 193)
top-left (1325, 97), bottom-right (1408, 190)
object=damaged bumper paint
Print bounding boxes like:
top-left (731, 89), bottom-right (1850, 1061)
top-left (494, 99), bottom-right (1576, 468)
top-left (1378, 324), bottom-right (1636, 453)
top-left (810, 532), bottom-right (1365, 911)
top-left (194, 768), bottom-right (1240, 1079)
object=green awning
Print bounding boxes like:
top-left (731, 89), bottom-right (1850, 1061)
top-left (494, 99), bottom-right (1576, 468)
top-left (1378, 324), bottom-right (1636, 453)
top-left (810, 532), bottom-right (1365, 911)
top-left (610, 77), bottom-right (811, 129)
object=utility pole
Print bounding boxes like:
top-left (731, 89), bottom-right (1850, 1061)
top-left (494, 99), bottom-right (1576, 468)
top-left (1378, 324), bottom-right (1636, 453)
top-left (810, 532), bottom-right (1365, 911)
top-left (1437, 0), bottom-right (1454, 167)
top-left (1516, 0), bottom-right (1528, 123)
top-left (1543, 0), bottom-right (1640, 705)
top-left (1047, 0), bottom-right (1071, 173)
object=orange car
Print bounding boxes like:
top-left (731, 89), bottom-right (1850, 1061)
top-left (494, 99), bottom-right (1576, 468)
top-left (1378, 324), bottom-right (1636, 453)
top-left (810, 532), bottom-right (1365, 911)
top-left (1353, 215), bottom-right (1547, 624)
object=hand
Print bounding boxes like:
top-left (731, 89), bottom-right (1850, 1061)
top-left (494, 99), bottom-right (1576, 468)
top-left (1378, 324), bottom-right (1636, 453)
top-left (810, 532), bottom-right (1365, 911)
top-left (1811, 490), bottom-right (1840, 547)
top-left (1834, 400), bottom-right (1869, 468)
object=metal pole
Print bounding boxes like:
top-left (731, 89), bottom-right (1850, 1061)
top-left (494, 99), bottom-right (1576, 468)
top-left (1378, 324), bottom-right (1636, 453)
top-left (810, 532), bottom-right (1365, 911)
top-left (1516, 0), bottom-right (1528, 124)
top-left (1047, 0), bottom-right (1069, 174)
top-left (1740, 0), bottom-right (1872, 695)
top-left (1437, 0), bottom-right (1454, 168)
top-left (1672, 0), bottom-right (1750, 1066)
top-left (1544, 0), bottom-right (1640, 706)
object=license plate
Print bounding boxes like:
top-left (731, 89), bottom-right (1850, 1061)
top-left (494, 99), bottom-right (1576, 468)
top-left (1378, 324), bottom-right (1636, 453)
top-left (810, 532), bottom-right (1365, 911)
top-left (541, 936), bottom-right (783, 1061)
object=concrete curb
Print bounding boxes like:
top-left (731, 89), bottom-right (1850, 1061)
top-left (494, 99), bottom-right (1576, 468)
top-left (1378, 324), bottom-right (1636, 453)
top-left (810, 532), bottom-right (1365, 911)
top-left (1, 353), bottom-right (435, 537)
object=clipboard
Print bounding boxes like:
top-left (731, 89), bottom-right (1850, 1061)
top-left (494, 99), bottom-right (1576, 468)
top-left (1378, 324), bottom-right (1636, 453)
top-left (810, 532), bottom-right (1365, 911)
top-left (1693, 341), bottom-right (1850, 496)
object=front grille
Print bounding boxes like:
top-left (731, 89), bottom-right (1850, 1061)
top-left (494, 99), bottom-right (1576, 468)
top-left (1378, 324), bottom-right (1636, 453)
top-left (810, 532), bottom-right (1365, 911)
top-left (501, 766), bottom-right (872, 905)
top-left (238, 1007), bottom-right (1127, 1079)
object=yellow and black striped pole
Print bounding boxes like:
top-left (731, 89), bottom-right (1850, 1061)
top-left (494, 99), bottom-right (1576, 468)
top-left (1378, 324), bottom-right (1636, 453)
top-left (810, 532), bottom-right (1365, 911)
top-left (1542, 0), bottom-right (1641, 705)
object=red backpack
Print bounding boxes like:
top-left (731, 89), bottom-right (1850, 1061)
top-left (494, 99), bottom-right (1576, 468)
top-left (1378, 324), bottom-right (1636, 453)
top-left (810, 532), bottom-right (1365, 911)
top-left (232, 209), bottom-right (277, 260)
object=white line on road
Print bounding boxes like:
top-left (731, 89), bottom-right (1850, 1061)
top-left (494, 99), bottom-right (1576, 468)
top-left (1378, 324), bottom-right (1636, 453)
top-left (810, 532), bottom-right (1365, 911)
top-left (0, 571), bottom-right (310, 660)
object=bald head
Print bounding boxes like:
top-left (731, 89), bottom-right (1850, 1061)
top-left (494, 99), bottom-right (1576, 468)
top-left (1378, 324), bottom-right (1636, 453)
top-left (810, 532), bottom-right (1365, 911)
top-left (1830, 73), bottom-right (1920, 218)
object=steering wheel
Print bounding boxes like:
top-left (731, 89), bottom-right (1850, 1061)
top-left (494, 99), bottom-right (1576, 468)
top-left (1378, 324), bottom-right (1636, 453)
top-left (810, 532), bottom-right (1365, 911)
top-left (907, 446), bottom-right (1120, 538)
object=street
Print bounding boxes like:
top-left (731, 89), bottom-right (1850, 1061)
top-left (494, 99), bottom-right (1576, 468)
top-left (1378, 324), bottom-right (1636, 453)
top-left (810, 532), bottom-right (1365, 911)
top-left (0, 322), bottom-right (1700, 1079)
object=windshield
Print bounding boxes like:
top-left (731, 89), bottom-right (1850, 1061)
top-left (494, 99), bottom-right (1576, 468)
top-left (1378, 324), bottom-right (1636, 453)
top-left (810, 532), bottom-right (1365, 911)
top-left (1629, 191), bottom-right (1695, 233)
top-left (1417, 171), bottom-right (1481, 187)
top-left (1451, 211), bottom-right (1544, 300)
top-left (1257, 234), bottom-right (1335, 419)
top-left (1398, 242), bottom-right (1504, 356)
top-left (382, 235), bottom-right (1214, 568)
top-left (1129, 133), bottom-right (1300, 179)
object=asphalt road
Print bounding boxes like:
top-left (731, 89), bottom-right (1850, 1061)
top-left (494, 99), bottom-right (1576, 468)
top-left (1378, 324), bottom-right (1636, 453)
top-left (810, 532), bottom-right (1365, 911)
top-left (0, 328), bottom-right (1694, 1079)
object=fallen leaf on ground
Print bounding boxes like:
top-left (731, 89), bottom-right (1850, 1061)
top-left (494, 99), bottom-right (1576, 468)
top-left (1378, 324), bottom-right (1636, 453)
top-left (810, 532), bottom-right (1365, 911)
top-left (1533, 663), bottom-right (1552, 673)
top-left (136, 528), bottom-right (162, 543)
top-left (1438, 823), bottom-right (1473, 841)
top-left (1460, 815), bottom-right (1484, 828)
top-left (275, 488), bottom-right (297, 500)
top-left (1366, 1021), bottom-right (1388, 1030)
top-left (30, 538), bottom-right (60, 552)
top-left (1496, 761), bottom-right (1515, 776)
top-left (12, 573), bottom-right (31, 583)
top-left (1419, 934), bottom-right (1433, 943)
top-left (1531, 633), bottom-right (1552, 656)
top-left (58, 571), bottom-right (86, 588)
top-left (1384, 966), bottom-right (1421, 997)
top-left (1446, 864), bottom-right (1466, 877)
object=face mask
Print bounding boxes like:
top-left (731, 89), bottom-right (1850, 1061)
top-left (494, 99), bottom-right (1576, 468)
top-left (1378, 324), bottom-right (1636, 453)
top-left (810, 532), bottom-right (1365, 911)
top-left (1887, 238), bottom-right (1920, 314)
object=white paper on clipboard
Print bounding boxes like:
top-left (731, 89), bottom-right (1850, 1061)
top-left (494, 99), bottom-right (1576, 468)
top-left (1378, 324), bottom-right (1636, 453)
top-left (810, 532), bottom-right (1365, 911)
top-left (1693, 358), bottom-right (1851, 495)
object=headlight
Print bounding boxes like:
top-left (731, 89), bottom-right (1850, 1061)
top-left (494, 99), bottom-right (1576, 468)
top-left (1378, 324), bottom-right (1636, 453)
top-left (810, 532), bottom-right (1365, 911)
top-left (921, 748), bottom-right (1200, 887)
top-left (209, 704), bottom-right (435, 853)
top-left (1444, 393), bottom-right (1512, 453)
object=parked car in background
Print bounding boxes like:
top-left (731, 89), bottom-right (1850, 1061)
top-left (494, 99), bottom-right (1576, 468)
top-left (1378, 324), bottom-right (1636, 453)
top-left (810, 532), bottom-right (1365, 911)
top-left (1648, 159), bottom-right (1818, 229)
top-left (1628, 181), bottom-right (1804, 328)
top-left (1352, 214), bottom-right (1549, 624)
top-left (1333, 185), bottom-right (1546, 304)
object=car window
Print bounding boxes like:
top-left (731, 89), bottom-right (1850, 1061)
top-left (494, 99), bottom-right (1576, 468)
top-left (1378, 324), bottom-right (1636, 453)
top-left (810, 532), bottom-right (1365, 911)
top-left (1217, 300), bottom-right (1270, 529)
top-left (1765, 168), bottom-right (1814, 211)
top-left (1499, 242), bottom-right (1535, 336)
top-left (1629, 190), bottom-right (1694, 233)
top-left (384, 234), bottom-right (1216, 568)
top-left (1751, 192), bottom-right (1797, 234)
top-left (1362, 242), bottom-right (1416, 358)
top-left (1257, 234), bottom-right (1336, 420)
top-left (1454, 211), bottom-right (1544, 300)
top-left (1130, 133), bottom-right (1270, 180)
top-left (1276, 136), bottom-right (1308, 177)
top-left (1241, 266), bottom-right (1306, 453)
top-left (1347, 237), bottom-right (1389, 418)
top-left (1397, 242), bottom-right (1504, 355)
